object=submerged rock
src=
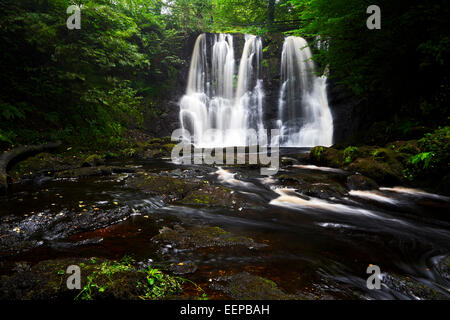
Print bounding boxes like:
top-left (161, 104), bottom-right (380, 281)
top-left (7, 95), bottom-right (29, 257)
top-left (211, 272), bottom-right (299, 300)
top-left (81, 154), bottom-right (105, 167)
top-left (128, 173), bottom-right (202, 201)
top-left (54, 166), bottom-right (136, 179)
top-left (152, 225), bottom-right (259, 250)
top-left (180, 184), bottom-right (255, 210)
top-left (347, 174), bottom-right (379, 190)
top-left (278, 172), bottom-right (347, 199)
top-left (0, 206), bottom-right (132, 254)
top-left (166, 261), bottom-right (198, 275)
top-left (381, 273), bottom-right (449, 300)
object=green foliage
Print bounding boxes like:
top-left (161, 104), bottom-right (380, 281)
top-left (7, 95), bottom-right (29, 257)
top-left (138, 267), bottom-right (182, 300)
top-left (0, 0), bottom-right (187, 150)
top-left (343, 146), bottom-right (359, 164)
top-left (211, 0), bottom-right (302, 34)
top-left (287, 0), bottom-right (449, 127)
top-left (403, 127), bottom-right (450, 181)
top-left (75, 255), bottom-right (183, 300)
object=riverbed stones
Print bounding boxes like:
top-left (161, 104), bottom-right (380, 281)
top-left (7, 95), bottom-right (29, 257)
top-left (129, 173), bottom-right (202, 200)
top-left (54, 166), bottom-right (136, 179)
top-left (0, 206), bottom-right (132, 254)
top-left (0, 257), bottom-right (182, 300)
top-left (152, 225), bottom-right (257, 250)
top-left (278, 172), bottom-right (347, 199)
top-left (210, 272), bottom-right (299, 300)
top-left (346, 174), bottom-right (379, 190)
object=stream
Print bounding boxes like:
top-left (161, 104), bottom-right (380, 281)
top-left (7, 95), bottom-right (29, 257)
top-left (0, 150), bottom-right (449, 300)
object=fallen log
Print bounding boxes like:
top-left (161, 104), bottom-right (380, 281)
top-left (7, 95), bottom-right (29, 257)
top-left (0, 141), bottom-right (62, 193)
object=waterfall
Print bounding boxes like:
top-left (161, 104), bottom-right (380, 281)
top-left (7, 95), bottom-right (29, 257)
top-left (277, 36), bottom-right (333, 147)
top-left (180, 34), bottom-right (265, 147)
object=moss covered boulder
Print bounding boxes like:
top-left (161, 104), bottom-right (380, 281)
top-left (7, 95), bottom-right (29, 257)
top-left (180, 184), bottom-right (254, 210)
top-left (347, 158), bottom-right (402, 185)
top-left (81, 154), bottom-right (105, 167)
top-left (129, 173), bottom-right (203, 201)
top-left (152, 225), bottom-right (259, 250)
top-left (211, 272), bottom-right (299, 300)
top-left (309, 146), bottom-right (408, 185)
top-left (0, 257), bottom-right (183, 300)
top-left (309, 146), bottom-right (343, 168)
top-left (8, 152), bottom-right (72, 180)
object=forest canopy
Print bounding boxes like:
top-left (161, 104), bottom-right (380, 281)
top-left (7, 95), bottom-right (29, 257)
top-left (0, 0), bottom-right (449, 150)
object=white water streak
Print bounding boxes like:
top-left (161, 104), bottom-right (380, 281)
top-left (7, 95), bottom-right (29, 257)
top-left (277, 36), bottom-right (333, 147)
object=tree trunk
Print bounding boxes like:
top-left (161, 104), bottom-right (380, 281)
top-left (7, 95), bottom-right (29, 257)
top-left (267, 0), bottom-right (276, 26)
top-left (0, 141), bottom-right (62, 193)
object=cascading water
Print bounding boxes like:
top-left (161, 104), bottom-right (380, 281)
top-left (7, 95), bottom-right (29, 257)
top-left (277, 36), bottom-right (334, 147)
top-left (179, 34), bottom-right (265, 147)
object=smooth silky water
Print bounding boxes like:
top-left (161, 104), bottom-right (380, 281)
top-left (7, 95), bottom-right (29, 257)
top-left (0, 156), bottom-right (449, 299)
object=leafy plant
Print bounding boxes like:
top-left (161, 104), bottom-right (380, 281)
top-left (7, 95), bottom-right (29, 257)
top-left (343, 146), bottom-right (359, 164)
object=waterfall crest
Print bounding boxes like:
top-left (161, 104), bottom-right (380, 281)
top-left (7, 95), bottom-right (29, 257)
top-left (180, 34), bottom-right (264, 147)
top-left (277, 36), bottom-right (333, 147)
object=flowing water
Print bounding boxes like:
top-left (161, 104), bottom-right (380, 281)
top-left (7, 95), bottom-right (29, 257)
top-left (180, 34), bottom-right (265, 147)
top-left (277, 36), bottom-right (334, 147)
top-left (1, 156), bottom-right (449, 300)
top-left (180, 34), bottom-right (334, 148)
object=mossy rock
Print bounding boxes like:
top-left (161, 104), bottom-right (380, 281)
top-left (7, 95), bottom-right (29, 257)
top-left (386, 140), bottom-right (420, 155)
top-left (54, 166), bottom-right (136, 179)
top-left (0, 258), bottom-right (100, 300)
top-left (180, 184), bottom-right (253, 209)
top-left (211, 272), bottom-right (299, 300)
top-left (347, 174), bottom-right (379, 190)
top-left (134, 138), bottom-right (176, 159)
top-left (309, 146), bottom-right (343, 168)
top-left (148, 137), bottom-right (172, 145)
top-left (278, 172), bottom-right (347, 199)
top-left (0, 258), bottom-right (183, 300)
top-left (381, 272), bottom-right (449, 300)
top-left (129, 173), bottom-right (202, 200)
top-left (347, 158), bottom-right (403, 185)
top-left (81, 154), bottom-right (104, 167)
top-left (8, 152), bottom-right (69, 179)
top-left (152, 225), bottom-right (258, 250)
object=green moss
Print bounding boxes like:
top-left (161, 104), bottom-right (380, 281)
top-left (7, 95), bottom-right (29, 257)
top-left (76, 256), bottom-right (183, 301)
top-left (343, 146), bottom-right (359, 164)
top-left (162, 143), bottom-right (176, 152)
top-left (82, 154), bottom-right (104, 167)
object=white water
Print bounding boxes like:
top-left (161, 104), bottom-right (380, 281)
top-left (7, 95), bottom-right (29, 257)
top-left (292, 164), bottom-right (345, 174)
top-left (180, 34), bottom-right (265, 147)
top-left (349, 190), bottom-right (399, 205)
top-left (277, 36), bottom-right (334, 147)
top-left (379, 187), bottom-right (450, 201)
top-left (214, 167), bottom-right (253, 188)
